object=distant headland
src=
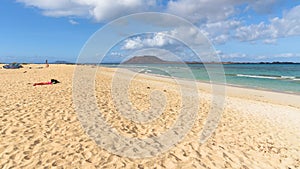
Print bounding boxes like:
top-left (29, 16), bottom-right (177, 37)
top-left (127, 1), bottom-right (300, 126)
top-left (121, 55), bottom-right (299, 64)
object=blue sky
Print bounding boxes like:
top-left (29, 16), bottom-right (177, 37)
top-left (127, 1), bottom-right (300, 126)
top-left (0, 0), bottom-right (300, 63)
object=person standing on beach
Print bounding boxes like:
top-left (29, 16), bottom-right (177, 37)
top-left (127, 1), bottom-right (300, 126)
top-left (45, 59), bottom-right (49, 68)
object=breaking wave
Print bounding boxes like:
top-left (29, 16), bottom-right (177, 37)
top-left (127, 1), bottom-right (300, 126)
top-left (234, 74), bottom-right (300, 81)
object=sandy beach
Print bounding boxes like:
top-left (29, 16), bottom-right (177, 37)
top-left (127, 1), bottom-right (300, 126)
top-left (1, 64), bottom-right (299, 168)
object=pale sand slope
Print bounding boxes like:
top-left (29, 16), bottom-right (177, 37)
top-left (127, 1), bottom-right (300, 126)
top-left (0, 64), bottom-right (299, 168)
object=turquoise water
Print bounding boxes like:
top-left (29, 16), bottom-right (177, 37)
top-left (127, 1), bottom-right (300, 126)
top-left (102, 64), bottom-right (300, 94)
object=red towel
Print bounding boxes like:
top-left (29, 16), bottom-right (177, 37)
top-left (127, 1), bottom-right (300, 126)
top-left (33, 82), bottom-right (52, 86)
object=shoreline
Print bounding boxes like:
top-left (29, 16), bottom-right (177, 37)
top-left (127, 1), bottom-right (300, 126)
top-left (100, 64), bottom-right (300, 96)
top-left (103, 65), bottom-right (300, 109)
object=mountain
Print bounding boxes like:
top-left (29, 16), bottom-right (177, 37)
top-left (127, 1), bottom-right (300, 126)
top-left (123, 56), bottom-right (169, 64)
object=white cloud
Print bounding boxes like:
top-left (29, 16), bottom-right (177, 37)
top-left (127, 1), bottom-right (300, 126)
top-left (69, 19), bottom-right (79, 25)
top-left (17, 0), bottom-right (283, 23)
top-left (274, 53), bottom-right (300, 58)
top-left (17, 0), bottom-right (154, 22)
top-left (218, 51), bottom-right (300, 61)
top-left (166, 0), bottom-right (283, 23)
top-left (235, 22), bottom-right (276, 42)
top-left (248, 0), bottom-right (283, 14)
top-left (255, 53), bottom-right (300, 60)
top-left (218, 52), bottom-right (248, 59)
top-left (87, 0), bottom-right (146, 22)
top-left (236, 5), bottom-right (300, 43)
top-left (165, 0), bottom-right (290, 45)
top-left (263, 39), bottom-right (277, 44)
top-left (200, 20), bottom-right (241, 44)
top-left (109, 51), bottom-right (123, 57)
top-left (143, 32), bottom-right (174, 47)
top-left (17, 0), bottom-right (90, 17)
top-left (122, 32), bottom-right (174, 50)
top-left (122, 36), bottom-right (144, 50)
top-left (167, 0), bottom-right (283, 22)
top-left (17, 0), bottom-right (73, 9)
top-left (166, 0), bottom-right (239, 23)
top-left (167, 26), bottom-right (208, 46)
top-left (121, 26), bottom-right (210, 50)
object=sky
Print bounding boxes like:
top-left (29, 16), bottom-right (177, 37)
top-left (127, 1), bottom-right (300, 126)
top-left (0, 0), bottom-right (300, 63)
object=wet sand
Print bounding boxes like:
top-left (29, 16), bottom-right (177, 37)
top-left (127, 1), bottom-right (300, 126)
top-left (0, 64), bottom-right (299, 168)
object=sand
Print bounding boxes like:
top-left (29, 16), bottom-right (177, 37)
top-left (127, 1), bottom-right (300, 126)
top-left (0, 64), bottom-right (299, 168)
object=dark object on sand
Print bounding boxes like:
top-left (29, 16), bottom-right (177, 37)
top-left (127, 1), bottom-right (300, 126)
top-left (33, 79), bottom-right (60, 86)
top-left (3, 63), bottom-right (23, 69)
top-left (51, 79), bottom-right (60, 84)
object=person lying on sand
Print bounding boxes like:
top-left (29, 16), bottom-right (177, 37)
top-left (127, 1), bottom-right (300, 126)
top-left (33, 79), bottom-right (60, 86)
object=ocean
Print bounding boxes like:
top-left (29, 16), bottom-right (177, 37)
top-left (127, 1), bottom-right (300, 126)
top-left (101, 64), bottom-right (300, 94)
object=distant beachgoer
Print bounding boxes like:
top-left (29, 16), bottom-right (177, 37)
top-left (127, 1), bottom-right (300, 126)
top-left (33, 79), bottom-right (60, 86)
top-left (46, 60), bottom-right (49, 68)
